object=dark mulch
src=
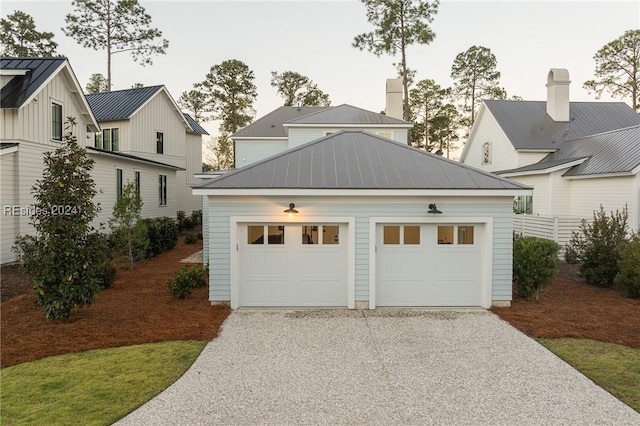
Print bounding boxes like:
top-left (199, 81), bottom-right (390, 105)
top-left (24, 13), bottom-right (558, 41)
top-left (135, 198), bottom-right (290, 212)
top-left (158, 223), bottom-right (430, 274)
top-left (1, 238), bottom-right (229, 368)
top-left (492, 263), bottom-right (640, 349)
top-left (1, 264), bottom-right (32, 303)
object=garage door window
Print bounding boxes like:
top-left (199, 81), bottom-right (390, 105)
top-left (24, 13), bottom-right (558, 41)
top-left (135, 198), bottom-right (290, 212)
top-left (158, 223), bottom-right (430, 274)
top-left (248, 225), bottom-right (285, 244)
top-left (438, 225), bottom-right (475, 245)
top-left (384, 225), bottom-right (420, 245)
top-left (302, 225), bottom-right (340, 245)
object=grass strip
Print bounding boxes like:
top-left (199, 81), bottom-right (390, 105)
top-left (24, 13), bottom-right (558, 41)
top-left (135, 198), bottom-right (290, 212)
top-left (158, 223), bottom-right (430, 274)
top-left (1, 340), bottom-right (206, 425)
top-left (538, 338), bottom-right (640, 413)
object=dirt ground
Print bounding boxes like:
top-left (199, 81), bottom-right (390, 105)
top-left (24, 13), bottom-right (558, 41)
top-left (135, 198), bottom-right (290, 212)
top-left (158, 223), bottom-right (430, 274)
top-left (2, 251), bottom-right (639, 368)
top-left (1, 238), bottom-right (229, 368)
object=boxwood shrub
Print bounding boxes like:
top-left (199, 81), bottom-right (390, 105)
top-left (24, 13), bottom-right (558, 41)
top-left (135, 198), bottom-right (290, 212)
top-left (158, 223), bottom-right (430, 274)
top-left (513, 235), bottom-right (561, 300)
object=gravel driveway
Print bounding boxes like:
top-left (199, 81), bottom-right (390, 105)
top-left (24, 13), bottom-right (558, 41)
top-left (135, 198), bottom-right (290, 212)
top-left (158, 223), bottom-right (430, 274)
top-left (116, 310), bottom-right (639, 425)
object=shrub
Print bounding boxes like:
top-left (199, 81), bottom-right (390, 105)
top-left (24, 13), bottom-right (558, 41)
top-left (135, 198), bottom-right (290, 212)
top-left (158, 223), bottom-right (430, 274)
top-left (176, 210), bottom-right (186, 232)
top-left (140, 217), bottom-right (178, 258)
top-left (191, 209), bottom-right (202, 226)
top-left (109, 182), bottom-right (147, 270)
top-left (615, 234), bottom-right (640, 298)
top-left (184, 233), bottom-right (198, 244)
top-left (569, 206), bottom-right (629, 288)
top-left (563, 243), bottom-right (579, 264)
top-left (513, 236), bottom-right (561, 300)
top-left (167, 266), bottom-right (208, 299)
top-left (95, 259), bottom-right (117, 289)
top-left (196, 232), bottom-right (203, 240)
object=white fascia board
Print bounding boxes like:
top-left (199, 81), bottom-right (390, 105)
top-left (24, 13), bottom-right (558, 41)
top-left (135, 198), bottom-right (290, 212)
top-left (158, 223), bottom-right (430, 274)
top-left (499, 158), bottom-right (588, 178)
top-left (459, 103), bottom-right (487, 162)
top-left (0, 69), bottom-right (29, 76)
top-left (231, 137), bottom-right (288, 140)
top-left (563, 172), bottom-right (634, 180)
top-left (0, 145), bottom-right (19, 155)
top-left (516, 149), bottom-right (556, 153)
top-left (282, 123), bottom-right (414, 129)
top-left (193, 188), bottom-right (532, 197)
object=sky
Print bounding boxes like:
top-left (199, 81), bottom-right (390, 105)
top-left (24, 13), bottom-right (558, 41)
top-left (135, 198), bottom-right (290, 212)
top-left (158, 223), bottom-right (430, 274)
top-left (2, 0), bottom-right (639, 153)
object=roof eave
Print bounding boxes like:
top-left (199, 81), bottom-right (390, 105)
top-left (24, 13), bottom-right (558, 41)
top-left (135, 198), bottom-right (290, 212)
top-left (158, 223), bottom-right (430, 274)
top-left (283, 123), bottom-right (414, 129)
top-left (193, 188), bottom-right (532, 197)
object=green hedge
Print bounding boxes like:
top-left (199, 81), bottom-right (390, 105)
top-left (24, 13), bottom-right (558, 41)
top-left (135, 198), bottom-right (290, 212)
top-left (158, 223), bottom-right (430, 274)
top-left (513, 235), bottom-right (560, 300)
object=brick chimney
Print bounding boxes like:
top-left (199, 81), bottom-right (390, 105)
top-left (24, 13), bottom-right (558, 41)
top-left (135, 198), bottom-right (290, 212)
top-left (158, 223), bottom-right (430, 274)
top-left (546, 68), bottom-right (571, 122)
top-left (385, 78), bottom-right (403, 119)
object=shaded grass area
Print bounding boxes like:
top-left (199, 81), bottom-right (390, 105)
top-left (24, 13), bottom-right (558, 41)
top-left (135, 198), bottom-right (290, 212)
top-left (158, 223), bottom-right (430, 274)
top-left (0, 341), bottom-right (206, 426)
top-left (538, 338), bottom-right (640, 413)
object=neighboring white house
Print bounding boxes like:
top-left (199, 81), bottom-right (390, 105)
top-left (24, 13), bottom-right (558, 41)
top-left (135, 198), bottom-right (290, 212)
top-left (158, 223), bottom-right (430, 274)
top-left (86, 86), bottom-right (208, 218)
top-left (0, 57), bottom-right (207, 264)
top-left (461, 68), bottom-right (640, 245)
top-left (195, 80), bottom-right (531, 309)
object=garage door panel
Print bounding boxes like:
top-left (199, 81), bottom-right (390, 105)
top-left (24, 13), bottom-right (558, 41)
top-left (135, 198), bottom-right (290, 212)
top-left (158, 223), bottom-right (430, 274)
top-left (241, 278), bottom-right (289, 306)
top-left (377, 278), bottom-right (434, 306)
top-left (434, 280), bottom-right (480, 306)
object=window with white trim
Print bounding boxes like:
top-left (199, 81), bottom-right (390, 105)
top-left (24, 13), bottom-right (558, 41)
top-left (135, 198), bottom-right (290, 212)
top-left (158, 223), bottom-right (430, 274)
top-left (482, 142), bottom-right (491, 165)
top-left (383, 225), bottom-right (420, 245)
top-left (301, 225), bottom-right (340, 245)
top-left (158, 174), bottom-right (167, 206)
top-left (247, 225), bottom-right (285, 245)
top-left (134, 171), bottom-right (141, 199)
top-left (116, 168), bottom-right (123, 200)
top-left (514, 195), bottom-right (533, 214)
top-left (51, 102), bottom-right (63, 141)
top-left (156, 131), bottom-right (164, 154)
top-left (437, 225), bottom-right (475, 245)
top-left (97, 128), bottom-right (119, 151)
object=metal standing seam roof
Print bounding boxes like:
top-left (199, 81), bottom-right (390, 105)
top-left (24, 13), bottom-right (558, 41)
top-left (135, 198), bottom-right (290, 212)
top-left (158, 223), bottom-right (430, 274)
top-left (86, 146), bottom-right (184, 170)
top-left (232, 106), bottom-right (329, 138)
top-left (183, 113), bottom-right (209, 135)
top-left (497, 157), bottom-right (588, 175)
top-left (484, 100), bottom-right (640, 150)
top-left (285, 104), bottom-right (412, 126)
top-left (86, 86), bottom-right (164, 121)
top-left (1, 57), bottom-right (67, 108)
top-left (196, 130), bottom-right (530, 190)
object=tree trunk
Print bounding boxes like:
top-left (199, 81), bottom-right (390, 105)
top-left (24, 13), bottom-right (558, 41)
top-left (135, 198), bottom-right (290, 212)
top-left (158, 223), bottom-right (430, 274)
top-left (106, 7), bottom-right (112, 91)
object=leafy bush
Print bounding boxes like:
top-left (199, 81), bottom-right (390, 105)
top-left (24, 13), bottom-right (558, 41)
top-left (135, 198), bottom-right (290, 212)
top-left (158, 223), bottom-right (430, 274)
top-left (139, 217), bottom-right (178, 258)
top-left (191, 209), bottom-right (202, 226)
top-left (513, 236), bottom-right (561, 300)
top-left (184, 233), bottom-right (198, 244)
top-left (563, 243), bottom-right (578, 264)
top-left (109, 182), bottom-right (147, 270)
top-left (196, 232), bottom-right (203, 241)
top-left (176, 210), bottom-right (197, 232)
top-left (95, 259), bottom-right (117, 289)
top-left (615, 234), bottom-right (640, 298)
top-left (167, 266), bottom-right (208, 299)
top-left (569, 206), bottom-right (629, 288)
top-left (176, 210), bottom-right (186, 232)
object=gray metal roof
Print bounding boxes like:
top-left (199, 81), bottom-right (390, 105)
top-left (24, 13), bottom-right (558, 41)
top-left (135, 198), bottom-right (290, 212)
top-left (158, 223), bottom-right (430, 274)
top-left (0, 142), bottom-right (19, 149)
top-left (1, 57), bottom-right (66, 108)
top-left (498, 157), bottom-right (588, 174)
top-left (86, 86), bottom-right (163, 121)
top-left (232, 106), bottom-right (329, 138)
top-left (286, 104), bottom-right (411, 126)
top-left (197, 130), bottom-right (529, 190)
top-left (183, 113), bottom-right (209, 135)
top-left (484, 100), bottom-right (640, 150)
top-left (86, 146), bottom-right (184, 170)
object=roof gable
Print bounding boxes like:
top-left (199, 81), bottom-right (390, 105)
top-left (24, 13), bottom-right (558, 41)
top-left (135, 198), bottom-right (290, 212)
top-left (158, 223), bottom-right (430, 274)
top-left (483, 100), bottom-right (640, 151)
top-left (198, 130), bottom-right (529, 190)
top-left (86, 85), bottom-right (164, 121)
top-left (285, 104), bottom-right (411, 126)
top-left (232, 106), bottom-right (329, 138)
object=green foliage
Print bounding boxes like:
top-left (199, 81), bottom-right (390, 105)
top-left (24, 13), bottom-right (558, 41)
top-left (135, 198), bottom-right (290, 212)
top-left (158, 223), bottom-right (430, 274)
top-left (184, 233), bottom-right (198, 244)
top-left (177, 87), bottom-right (211, 122)
top-left (353, 0), bottom-right (439, 122)
top-left (85, 73), bottom-right (108, 94)
top-left (563, 243), bottom-right (579, 264)
top-left (167, 266), bottom-right (208, 299)
top-left (63, 0), bottom-right (169, 89)
top-left (12, 118), bottom-right (102, 321)
top-left (409, 79), bottom-right (459, 154)
top-left (176, 210), bottom-right (195, 232)
top-left (109, 182), bottom-right (147, 270)
top-left (615, 233), bottom-right (640, 298)
top-left (451, 45), bottom-right (503, 129)
top-left (513, 236), bottom-right (561, 300)
top-left (569, 206), bottom-right (629, 288)
top-left (191, 209), bottom-right (202, 226)
top-left (139, 216), bottom-right (178, 258)
top-left (200, 59), bottom-right (257, 135)
top-left (583, 29), bottom-right (640, 111)
top-left (208, 133), bottom-right (235, 170)
top-left (0, 10), bottom-right (58, 56)
top-left (270, 70), bottom-right (331, 106)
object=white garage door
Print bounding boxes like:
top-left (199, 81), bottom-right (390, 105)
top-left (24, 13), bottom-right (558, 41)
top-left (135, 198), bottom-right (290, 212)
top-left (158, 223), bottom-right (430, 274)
top-left (239, 224), bottom-right (347, 307)
top-left (376, 223), bottom-right (483, 306)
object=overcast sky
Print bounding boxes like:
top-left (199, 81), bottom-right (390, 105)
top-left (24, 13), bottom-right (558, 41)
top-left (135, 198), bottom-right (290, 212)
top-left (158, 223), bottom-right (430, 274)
top-left (3, 0), bottom-right (639, 142)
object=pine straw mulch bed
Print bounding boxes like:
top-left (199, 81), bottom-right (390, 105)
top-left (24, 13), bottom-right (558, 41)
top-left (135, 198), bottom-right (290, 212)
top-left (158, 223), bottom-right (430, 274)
top-left (491, 263), bottom-right (640, 349)
top-left (1, 238), bottom-right (230, 368)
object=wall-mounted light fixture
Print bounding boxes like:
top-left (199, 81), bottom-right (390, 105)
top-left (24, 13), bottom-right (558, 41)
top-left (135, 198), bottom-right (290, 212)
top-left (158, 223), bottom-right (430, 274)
top-left (428, 203), bottom-right (442, 214)
top-left (284, 203), bottom-right (299, 217)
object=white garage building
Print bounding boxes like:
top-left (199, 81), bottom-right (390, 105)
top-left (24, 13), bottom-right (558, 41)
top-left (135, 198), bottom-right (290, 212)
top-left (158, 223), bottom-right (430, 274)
top-left (194, 131), bottom-right (530, 309)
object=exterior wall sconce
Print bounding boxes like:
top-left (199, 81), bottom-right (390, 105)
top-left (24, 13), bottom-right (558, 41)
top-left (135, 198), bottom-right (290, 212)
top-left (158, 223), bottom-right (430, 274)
top-left (428, 203), bottom-right (442, 214)
top-left (284, 203), bottom-right (299, 217)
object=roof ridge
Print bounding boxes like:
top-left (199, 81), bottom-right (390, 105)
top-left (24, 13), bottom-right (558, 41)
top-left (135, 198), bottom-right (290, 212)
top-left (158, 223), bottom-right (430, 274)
top-left (284, 104), bottom-right (342, 123)
top-left (565, 123), bottom-right (640, 141)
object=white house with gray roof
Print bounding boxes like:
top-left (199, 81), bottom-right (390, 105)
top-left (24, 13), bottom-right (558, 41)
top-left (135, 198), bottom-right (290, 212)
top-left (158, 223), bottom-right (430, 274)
top-left (196, 126), bottom-right (530, 309)
top-left (462, 69), bottom-right (640, 243)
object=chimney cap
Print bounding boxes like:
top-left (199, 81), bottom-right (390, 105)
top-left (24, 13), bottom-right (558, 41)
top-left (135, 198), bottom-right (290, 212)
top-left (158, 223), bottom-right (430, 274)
top-left (547, 68), bottom-right (570, 86)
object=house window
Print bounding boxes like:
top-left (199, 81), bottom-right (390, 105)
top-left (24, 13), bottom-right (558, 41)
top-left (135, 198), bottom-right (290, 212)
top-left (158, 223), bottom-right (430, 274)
top-left (158, 174), bottom-right (167, 205)
top-left (102, 128), bottom-right (119, 151)
top-left (51, 102), bottom-right (62, 141)
top-left (437, 226), bottom-right (454, 244)
top-left (116, 168), bottom-right (123, 200)
top-left (301, 225), bottom-right (340, 245)
top-left (134, 171), bottom-right (141, 198)
top-left (156, 132), bottom-right (164, 154)
top-left (458, 226), bottom-right (475, 244)
top-left (383, 225), bottom-right (419, 245)
top-left (514, 195), bottom-right (533, 214)
top-left (404, 226), bottom-right (420, 244)
top-left (95, 132), bottom-right (102, 149)
top-left (438, 225), bottom-right (475, 245)
top-left (482, 142), bottom-right (491, 165)
top-left (248, 225), bottom-right (285, 244)
top-left (383, 225), bottom-right (400, 244)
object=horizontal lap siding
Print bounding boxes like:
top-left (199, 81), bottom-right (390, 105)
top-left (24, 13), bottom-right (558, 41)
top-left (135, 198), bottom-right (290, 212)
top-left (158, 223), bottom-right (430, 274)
top-left (206, 196), bottom-right (514, 303)
top-left (235, 139), bottom-right (288, 167)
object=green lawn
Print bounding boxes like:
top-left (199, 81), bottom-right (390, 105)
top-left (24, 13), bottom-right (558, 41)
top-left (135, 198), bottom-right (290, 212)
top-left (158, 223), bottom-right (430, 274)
top-left (0, 341), bottom-right (206, 426)
top-left (538, 338), bottom-right (640, 412)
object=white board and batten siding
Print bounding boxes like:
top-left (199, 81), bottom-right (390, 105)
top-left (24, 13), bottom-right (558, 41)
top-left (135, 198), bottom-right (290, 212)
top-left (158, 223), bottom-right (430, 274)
top-left (287, 127), bottom-right (409, 148)
top-left (235, 138), bottom-right (288, 167)
top-left (569, 176), bottom-right (636, 227)
top-left (462, 108), bottom-right (517, 172)
top-left (177, 133), bottom-right (204, 213)
top-left (511, 174), bottom-right (550, 216)
top-left (205, 195), bottom-right (515, 307)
